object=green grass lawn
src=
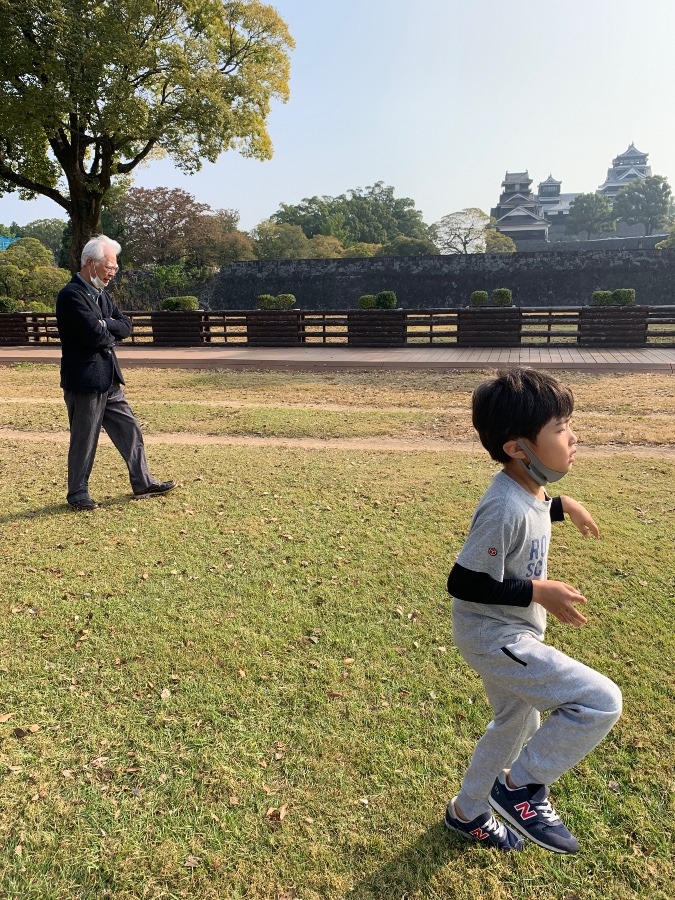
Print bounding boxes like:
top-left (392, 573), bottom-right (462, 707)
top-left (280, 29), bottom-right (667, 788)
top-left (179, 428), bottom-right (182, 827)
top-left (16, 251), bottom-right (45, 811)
top-left (0, 365), bottom-right (674, 899)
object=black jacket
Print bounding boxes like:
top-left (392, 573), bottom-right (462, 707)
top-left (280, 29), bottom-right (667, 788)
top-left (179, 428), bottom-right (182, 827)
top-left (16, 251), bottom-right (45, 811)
top-left (56, 275), bottom-right (131, 392)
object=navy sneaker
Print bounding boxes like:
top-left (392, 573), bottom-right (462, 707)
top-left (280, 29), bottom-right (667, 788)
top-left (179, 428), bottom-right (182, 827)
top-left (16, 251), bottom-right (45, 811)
top-left (444, 797), bottom-right (525, 851)
top-left (489, 773), bottom-right (580, 854)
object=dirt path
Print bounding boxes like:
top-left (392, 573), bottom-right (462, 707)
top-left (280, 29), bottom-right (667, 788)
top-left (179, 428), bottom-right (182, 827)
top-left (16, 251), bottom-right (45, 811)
top-left (1, 426), bottom-right (674, 457)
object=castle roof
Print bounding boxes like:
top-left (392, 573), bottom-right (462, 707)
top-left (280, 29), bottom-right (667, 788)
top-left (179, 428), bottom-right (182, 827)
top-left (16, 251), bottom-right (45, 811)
top-left (538, 174), bottom-right (562, 186)
top-left (614, 142), bottom-right (647, 161)
top-left (503, 171), bottom-right (530, 184)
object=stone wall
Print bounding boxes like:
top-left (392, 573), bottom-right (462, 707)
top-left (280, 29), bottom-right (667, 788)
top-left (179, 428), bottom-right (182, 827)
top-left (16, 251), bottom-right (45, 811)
top-left (211, 249), bottom-right (675, 310)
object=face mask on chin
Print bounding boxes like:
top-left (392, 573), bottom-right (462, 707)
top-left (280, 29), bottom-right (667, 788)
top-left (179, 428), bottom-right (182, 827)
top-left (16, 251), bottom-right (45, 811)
top-left (515, 439), bottom-right (567, 486)
top-left (89, 265), bottom-right (107, 291)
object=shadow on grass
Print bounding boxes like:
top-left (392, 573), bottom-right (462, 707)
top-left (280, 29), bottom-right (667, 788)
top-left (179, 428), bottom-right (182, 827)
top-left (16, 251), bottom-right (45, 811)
top-left (0, 494), bottom-right (133, 525)
top-left (348, 821), bottom-right (482, 898)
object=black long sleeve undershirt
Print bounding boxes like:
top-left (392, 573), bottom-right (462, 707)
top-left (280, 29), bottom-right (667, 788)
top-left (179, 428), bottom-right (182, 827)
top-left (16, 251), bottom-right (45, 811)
top-left (447, 496), bottom-right (565, 607)
top-left (447, 564), bottom-right (533, 607)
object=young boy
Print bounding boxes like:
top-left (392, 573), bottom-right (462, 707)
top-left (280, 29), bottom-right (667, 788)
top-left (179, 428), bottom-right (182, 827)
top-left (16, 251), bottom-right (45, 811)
top-left (445, 368), bottom-right (622, 854)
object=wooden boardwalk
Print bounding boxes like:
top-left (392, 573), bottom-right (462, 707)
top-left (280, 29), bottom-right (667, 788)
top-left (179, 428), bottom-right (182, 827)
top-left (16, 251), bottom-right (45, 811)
top-left (1, 344), bottom-right (675, 373)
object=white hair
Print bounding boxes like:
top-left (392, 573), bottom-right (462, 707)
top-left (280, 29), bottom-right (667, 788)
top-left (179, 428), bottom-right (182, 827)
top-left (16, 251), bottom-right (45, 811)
top-left (81, 234), bottom-right (121, 266)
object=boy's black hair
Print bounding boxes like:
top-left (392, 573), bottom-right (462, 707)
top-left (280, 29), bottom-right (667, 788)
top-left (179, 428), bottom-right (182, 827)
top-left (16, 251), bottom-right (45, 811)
top-left (472, 368), bottom-right (574, 463)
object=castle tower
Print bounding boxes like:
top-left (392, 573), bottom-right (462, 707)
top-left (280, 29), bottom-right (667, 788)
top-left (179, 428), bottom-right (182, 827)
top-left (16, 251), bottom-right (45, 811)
top-left (596, 143), bottom-right (651, 200)
top-left (491, 171), bottom-right (549, 244)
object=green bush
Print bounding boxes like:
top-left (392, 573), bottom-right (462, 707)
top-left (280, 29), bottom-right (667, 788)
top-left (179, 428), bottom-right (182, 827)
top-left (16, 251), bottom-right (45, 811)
top-left (24, 301), bottom-right (52, 313)
top-left (491, 288), bottom-right (512, 307)
top-left (257, 294), bottom-right (277, 309)
top-left (611, 288), bottom-right (636, 306)
top-left (376, 290), bottom-right (397, 309)
top-left (275, 293), bottom-right (296, 309)
top-left (0, 295), bottom-right (19, 313)
top-left (161, 295), bottom-right (199, 311)
top-left (358, 294), bottom-right (377, 310)
top-left (470, 291), bottom-right (489, 307)
top-left (257, 293), bottom-right (296, 310)
top-left (590, 291), bottom-right (614, 307)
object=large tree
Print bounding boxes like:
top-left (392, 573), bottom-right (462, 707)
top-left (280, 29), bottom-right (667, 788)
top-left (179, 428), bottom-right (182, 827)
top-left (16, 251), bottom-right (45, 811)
top-left (565, 193), bottom-right (615, 240)
top-left (113, 186), bottom-right (210, 266)
top-left (9, 217), bottom-right (68, 256)
top-left (613, 175), bottom-right (672, 236)
top-left (272, 182), bottom-right (432, 247)
top-left (251, 221), bottom-right (310, 260)
top-left (484, 228), bottom-right (517, 253)
top-left (432, 208), bottom-right (490, 254)
top-left (0, 0), bottom-right (293, 270)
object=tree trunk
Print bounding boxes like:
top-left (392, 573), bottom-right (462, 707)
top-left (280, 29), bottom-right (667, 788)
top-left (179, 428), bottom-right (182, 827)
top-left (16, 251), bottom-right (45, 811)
top-left (68, 189), bottom-right (104, 273)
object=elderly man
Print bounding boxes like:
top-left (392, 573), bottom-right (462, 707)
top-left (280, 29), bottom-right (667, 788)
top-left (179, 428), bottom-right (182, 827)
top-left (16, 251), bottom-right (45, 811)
top-left (56, 234), bottom-right (175, 510)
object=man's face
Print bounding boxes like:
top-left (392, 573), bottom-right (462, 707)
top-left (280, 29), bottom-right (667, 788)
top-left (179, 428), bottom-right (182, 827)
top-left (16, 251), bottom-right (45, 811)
top-left (88, 250), bottom-right (118, 286)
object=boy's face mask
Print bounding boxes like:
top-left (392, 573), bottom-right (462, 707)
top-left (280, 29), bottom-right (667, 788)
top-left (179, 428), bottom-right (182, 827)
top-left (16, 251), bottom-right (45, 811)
top-left (516, 440), bottom-right (567, 486)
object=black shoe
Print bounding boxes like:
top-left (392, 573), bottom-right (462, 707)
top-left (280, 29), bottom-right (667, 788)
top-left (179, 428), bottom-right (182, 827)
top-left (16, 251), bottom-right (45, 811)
top-left (68, 498), bottom-right (100, 511)
top-left (133, 480), bottom-right (176, 498)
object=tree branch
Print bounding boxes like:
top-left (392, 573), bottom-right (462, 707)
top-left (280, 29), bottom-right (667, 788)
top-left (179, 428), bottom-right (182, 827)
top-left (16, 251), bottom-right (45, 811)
top-left (0, 162), bottom-right (69, 210)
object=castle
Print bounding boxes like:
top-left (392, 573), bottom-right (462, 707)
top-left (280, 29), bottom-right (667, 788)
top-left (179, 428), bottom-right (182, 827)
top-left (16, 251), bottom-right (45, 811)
top-left (491, 144), bottom-right (654, 246)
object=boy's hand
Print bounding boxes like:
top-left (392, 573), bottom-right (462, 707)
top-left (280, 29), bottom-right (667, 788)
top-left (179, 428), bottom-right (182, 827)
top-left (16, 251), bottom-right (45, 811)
top-left (532, 579), bottom-right (588, 627)
top-left (561, 496), bottom-right (600, 539)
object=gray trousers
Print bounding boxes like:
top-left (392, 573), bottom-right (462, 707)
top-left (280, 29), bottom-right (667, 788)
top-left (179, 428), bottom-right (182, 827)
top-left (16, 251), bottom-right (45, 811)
top-left (64, 383), bottom-right (153, 503)
top-left (453, 631), bottom-right (622, 820)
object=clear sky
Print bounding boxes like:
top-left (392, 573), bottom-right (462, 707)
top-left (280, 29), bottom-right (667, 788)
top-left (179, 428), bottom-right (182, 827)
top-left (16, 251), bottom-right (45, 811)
top-left (2, 0), bottom-right (674, 231)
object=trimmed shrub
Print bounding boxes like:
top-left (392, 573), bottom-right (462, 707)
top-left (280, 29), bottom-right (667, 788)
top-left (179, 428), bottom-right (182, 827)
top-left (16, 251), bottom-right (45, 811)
top-left (470, 291), bottom-right (489, 307)
top-left (590, 291), bottom-right (614, 307)
top-left (358, 294), bottom-right (377, 310)
top-left (0, 295), bottom-right (19, 313)
top-left (491, 288), bottom-right (513, 307)
top-left (376, 290), bottom-right (397, 309)
top-left (611, 288), bottom-right (636, 306)
top-left (257, 293), bottom-right (296, 310)
top-left (275, 293), bottom-right (296, 309)
top-left (257, 294), bottom-right (277, 309)
top-left (161, 295), bottom-right (199, 311)
top-left (24, 301), bottom-right (52, 313)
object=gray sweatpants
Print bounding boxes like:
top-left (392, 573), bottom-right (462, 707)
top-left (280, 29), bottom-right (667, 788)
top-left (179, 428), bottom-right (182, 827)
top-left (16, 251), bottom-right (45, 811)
top-left (64, 384), bottom-right (153, 504)
top-left (453, 630), bottom-right (622, 820)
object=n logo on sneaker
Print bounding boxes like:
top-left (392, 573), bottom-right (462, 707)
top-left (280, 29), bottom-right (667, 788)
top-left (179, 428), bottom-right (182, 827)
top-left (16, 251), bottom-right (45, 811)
top-left (514, 801), bottom-right (537, 821)
top-left (470, 827), bottom-right (490, 841)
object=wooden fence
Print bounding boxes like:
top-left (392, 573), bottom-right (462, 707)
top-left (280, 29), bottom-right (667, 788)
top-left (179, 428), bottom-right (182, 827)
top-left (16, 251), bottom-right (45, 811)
top-left (1, 307), bottom-right (675, 348)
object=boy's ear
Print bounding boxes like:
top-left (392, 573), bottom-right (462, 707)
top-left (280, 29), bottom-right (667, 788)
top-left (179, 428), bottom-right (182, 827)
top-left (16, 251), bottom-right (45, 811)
top-left (503, 438), bottom-right (529, 461)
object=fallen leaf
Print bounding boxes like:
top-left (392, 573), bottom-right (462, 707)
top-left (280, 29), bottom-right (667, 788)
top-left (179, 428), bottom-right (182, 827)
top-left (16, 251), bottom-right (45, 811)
top-left (8, 765), bottom-right (22, 773)
top-left (266, 802), bottom-right (289, 822)
top-left (183, 855), bottom-right (200, 868)
top-left (160, 688), bottom-right (171, 700)
top-left (229, 796), bottom-right (240, 805)
top-left (0, 713), bottom-right (15, 723)
top-left (279, 888), bottom-right (298, 900)
top-left (608, 780), bottom-right (620, 793)
top-left (343, 657), bottom-right (355, 665)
